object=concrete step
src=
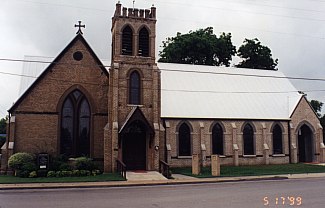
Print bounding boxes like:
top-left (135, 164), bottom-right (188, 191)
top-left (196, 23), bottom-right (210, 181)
top-left (172, 174), bottom-right (197, 180)
top-left (126, 171), bottom-right (167, 181)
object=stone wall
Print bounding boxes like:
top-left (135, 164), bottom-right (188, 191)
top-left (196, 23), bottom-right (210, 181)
top-left (164, 119), bottom-right (291, 167)
top-left (290, 96), bottom-right (324, 163)
top-left (104, 3), bottom-right (161, 172)
top-left (8, 37), bottom-right (108, 164)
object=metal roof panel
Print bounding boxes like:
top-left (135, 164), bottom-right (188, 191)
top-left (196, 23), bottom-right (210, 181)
top-left (159, 63), bottom-right (302, 120)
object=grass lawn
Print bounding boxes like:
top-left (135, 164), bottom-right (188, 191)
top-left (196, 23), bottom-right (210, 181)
top-left (0, 173), bottom-right (125, 184)
top-left (171, 163), bottom-right (325, 178)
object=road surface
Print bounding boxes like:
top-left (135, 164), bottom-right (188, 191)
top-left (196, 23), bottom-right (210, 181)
top-left (0, 177), bottom-right (324, 208)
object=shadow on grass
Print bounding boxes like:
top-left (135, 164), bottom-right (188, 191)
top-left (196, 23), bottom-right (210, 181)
top-left (0, 173), bottom-right (125, 184)
top-left (171, 163), bottom-right (325, 178)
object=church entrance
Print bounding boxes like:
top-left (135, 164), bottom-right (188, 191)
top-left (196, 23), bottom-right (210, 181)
top-left (122, 121), bottom-right (147, 170)
top-left (298, 124), bottom-right (314, 162)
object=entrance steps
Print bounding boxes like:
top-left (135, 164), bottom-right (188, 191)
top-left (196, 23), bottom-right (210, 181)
top-left (126, 171), bottom-right (168, 181)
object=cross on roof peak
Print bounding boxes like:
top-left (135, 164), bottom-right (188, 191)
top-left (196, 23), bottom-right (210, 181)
top-left (74, 21), bottom-right (85, 35)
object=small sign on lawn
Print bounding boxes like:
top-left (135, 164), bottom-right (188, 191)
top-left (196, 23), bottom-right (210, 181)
top-left (38, 153), bottom-right (49, 170)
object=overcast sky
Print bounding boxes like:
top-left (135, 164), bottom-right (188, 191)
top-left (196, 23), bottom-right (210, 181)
top-left (1, 0), bottom-right (325, 118)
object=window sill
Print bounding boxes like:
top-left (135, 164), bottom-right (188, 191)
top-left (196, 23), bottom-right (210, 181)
top-left (177, 156), bottom-right (192, 159)
top-left (243, 155), bottom-right (256, 158)
top-left (127, 104), bottom-right (143, 107)
top-left (211, 155), bottom-right (226, 158)
top-left (272, 154), bottom-right (285, 157)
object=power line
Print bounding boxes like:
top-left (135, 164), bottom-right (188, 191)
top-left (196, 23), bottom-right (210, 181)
top-left (158, 68), bottom-right (325, 82)
top-left (17, 0), bottom-right (325, 19)
top-left (158, 0), bottom-right (325, 14)
top-left (0, 69), bottom-right (314, 95)
top-left (154, 0), bottom-right (325, 22)
top-left (1, 58), bottom-right (325, 95)
top-left (161, 88), bottom-right (299, 94)
top-left (9, 0), bottom-right (325, 40)
top-left (14, 0), bottom-right (114, 13)
top-left (2, 57), bottom-right (325, 83)
top-left (0, 103), bottom-right (8, 116)
top-left (160, 16), bottom-right (325, 40)
top-left (0, 58), bottom-right (109, 69)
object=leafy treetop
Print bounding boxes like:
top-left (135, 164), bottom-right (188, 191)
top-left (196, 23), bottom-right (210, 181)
top-left (236, 38), bottom-right (278, 70)
top-left (0, 116), bottom-right (8, 134)
top-left (309, 99), bottom-right (325, 143)
top-left (309, 100), bottom-right (323, 118)
top-left (159, 27), bottom-right (236, 67)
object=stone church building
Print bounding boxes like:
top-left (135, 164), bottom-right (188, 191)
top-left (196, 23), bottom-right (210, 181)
top-left (1, 3), bottom-right (325, 173)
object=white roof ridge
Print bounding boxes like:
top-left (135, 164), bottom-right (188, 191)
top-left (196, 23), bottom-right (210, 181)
top-left (159, 62), bottom-right (301, 119)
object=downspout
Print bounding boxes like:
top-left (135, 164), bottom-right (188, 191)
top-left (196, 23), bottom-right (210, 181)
top-left (5, 112), bottom-right (11, 172)
top-left (288, 120), bottom-right (292, 164)
top-left (162, 119), bottom-right (167, 162)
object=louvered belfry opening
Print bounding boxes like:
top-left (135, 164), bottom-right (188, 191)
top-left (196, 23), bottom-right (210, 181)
top-left (122, 26), bottom-right (133, 55)
top-left (138, 27), bottom-right (149, 57)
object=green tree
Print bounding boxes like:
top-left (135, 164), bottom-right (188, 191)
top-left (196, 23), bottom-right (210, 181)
top-left (320, 115), bottom-right (325, 143)
top-left (309, 100), bottom-right (323, 117)
top-left (159, 27), bottom-right (236, 66)
top-left (236, 38), bottom-right (278, 70)
top-left (0, 116), bottom-right (8, 134)
top-left (309, 99), bottom-right (325, 143)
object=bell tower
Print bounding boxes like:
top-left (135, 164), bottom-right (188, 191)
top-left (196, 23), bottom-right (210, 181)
top-left (104, 2), bottom-right (162, 172)
top-left (111, 2), bottom-right (156, 62)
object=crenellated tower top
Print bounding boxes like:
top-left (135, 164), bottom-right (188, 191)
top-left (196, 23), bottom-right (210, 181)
top-left (111, 2), bottom-right (157, 62)
top-left (114, 2), bottom-right (156, 19)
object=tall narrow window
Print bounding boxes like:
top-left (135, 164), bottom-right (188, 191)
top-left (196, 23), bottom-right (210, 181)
top-left (138, 27), bottom-right (149, 57)
top-left (272, 124), bottom-right (283, 154)
top-left (78, 99), bottom-right (90, 156)
top-left (122, 26), bottom-right (133, 55)
top-left (243, 124), bottom-right (254, 155)
top-left (60, 90), bottom-right (91, 157)
top-left (178, 123), bottom-right (191, 156)
top-left (212, 123), bottom-right (224, 155)
top-left (61, 98), bottom-right (74, 156)
top-left (129, 71), bottom-right (141, 104)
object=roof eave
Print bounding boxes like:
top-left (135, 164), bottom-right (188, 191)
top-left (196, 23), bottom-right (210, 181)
top-left (9, 34), bottom-right (108, 113)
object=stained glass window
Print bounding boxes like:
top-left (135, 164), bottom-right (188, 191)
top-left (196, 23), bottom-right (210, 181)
top-left (60, 90), bottom-right (90, 157)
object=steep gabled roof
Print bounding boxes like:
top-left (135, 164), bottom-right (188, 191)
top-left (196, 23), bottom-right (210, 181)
top-left (159, 63), bottom-right (302, 120)
top-left (119, 106), bottom-right (154, 135)
top-left (289, 95), bottom-right (320, 119)
top-left (9, 34), bottom-right (108, 113)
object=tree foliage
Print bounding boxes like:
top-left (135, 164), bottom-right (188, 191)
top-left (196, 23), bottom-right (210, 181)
top-left (0, 116), bottom-right (8, 134)
top-left (320, 116), bottom-right (325, 143)
top-left (309, 99), bottom-right (325, 143)
top-left (310, 100), bottom-right (323, 117)
top-left (159, 27), bottom-right (236, 66)
top-left (236, 38), bottom-right (278, 70)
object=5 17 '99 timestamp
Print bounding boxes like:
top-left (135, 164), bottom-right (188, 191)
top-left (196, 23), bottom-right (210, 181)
top-left (263, 196), bottom-right (302, 206)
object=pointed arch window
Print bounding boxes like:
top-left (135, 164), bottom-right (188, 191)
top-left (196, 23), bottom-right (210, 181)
top-left (122, 26), bottom-right (133, 55)
top-left (212, 123), bottom-right (224, 155)
top-left (243, 124), bottom-right (254, 155)
top-left (178, 123), bottom-right (191, 156)
top-left (138, 27), bottom-right (149, 57)
top-left (272, 124), bottom-right (283, 154)
top-left (61, 90), bottom-right (90, 157)
top-left (129, 71), bottom-right (141, 105)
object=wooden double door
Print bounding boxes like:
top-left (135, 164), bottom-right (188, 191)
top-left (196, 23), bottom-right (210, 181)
top-left (122, 122), bottom-right (147, 170)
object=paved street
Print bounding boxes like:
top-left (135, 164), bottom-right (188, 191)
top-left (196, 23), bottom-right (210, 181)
top-left (0, 177), bottom-right (324, 208)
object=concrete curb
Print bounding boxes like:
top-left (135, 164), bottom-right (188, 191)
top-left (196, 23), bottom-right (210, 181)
top-left (1, 173), bottom-right (325, 190)
top-left (0, 176), bottom-right (286, 190)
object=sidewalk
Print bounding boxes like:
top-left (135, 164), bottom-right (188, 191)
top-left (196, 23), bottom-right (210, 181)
top-left (1, 172), bottom-right (325, 190)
